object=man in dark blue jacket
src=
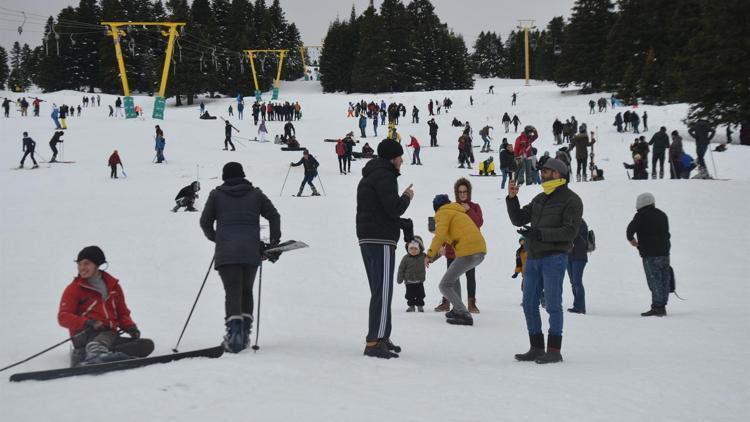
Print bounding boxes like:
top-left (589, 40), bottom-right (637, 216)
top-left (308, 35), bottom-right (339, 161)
top-left (200, 162), bottom-right (281, 352)
top-left (626, 192), bottom-right (671, 317)
top-left (290, 150), bottom-right (320, 196)
top-left (19, 132), bottom-right (39, 169)
top-left (356, 140), bottom-right (414, 359)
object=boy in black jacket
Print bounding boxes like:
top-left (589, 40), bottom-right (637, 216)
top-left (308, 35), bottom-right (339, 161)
top-left (172, 181), bottom-right (200, 212)
top-left (626, 192), bottom-right (671, 316)
top-left (290, 150), bottom-right (320, 196)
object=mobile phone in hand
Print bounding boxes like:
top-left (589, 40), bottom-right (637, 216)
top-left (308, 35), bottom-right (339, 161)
top-left (428, 216), bottom-right (435, 233)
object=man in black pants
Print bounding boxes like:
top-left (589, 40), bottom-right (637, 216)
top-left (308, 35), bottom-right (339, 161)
top-left (200, 162), bottom-right (281, 353)
top-left (428, 118), bottom-right (439, 147)
top-left (19, 132), bottom-right (39, 169)
top-left (223, 120), bottom-right (236, 151)
top-left (49, 131), bottom-right (64, 162)
top-left (356, 140), bottom-right (414, 359)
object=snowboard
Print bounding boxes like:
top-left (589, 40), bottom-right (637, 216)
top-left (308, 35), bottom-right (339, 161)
top-left (9, 346), bottom-right (224, 382)
top-left (42, 161), bottom-right (76, 164)
top-left (469, 174), bottom-right (501, 177)
top-left (281, 147), bottom-right (307, 152)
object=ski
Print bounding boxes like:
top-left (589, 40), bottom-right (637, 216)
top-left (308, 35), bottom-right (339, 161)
top-left (9, 345), bottom-right (224, 382)
top-left (281, 147), bottom-right (307, 152)
top-left (42, 161), bottom-right (76, 164)
top-left (469, 174), bottom-right (501, 177)
top-left (264, 240), bottom-right (309, 254)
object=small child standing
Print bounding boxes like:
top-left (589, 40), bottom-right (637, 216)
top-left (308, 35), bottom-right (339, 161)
top-left (397, 236), bottom-right (427, 312)
top-left (512, 236), bottom-right (528, 306)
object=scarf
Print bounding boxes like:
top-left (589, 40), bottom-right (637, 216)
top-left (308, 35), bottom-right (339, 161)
top-left (542, 178), bottom-right (567, 195)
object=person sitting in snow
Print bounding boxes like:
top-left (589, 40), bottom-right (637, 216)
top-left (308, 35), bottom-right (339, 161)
top-left (172, 181), bottom-right (201, 212)
top-left (362, 142), bottom-right (374, 156)
top-left (396, 236), bottom-right (427, 312)
top-left (479, 156), bottom-right (496, 176)
top-left (624, 154), bottom-right (648, 180)
top-left (58, 246), bottom-right (154, 366)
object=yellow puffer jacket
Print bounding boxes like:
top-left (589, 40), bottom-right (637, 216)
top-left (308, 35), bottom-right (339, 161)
top-left (427, 203), bottom-right (487, 259)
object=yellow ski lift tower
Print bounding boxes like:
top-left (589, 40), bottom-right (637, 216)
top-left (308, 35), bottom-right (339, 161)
top-left (101, 22), bottom-right (186, 119)
top-left (244, 49), bottom-right (287, 102)
top-left (517, 19), bottom-right (536, 86)
top-left (299, 45), bottom-right (322, 80)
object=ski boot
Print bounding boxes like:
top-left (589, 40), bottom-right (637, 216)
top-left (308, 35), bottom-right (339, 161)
top-left (311, 189), bottom-right (321, 196)
top-left (222, 318), bottom-right (245, 353)
top-left (80, 341), bottom-right (131, 365)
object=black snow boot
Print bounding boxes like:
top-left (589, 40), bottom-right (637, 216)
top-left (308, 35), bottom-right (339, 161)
top-left (515, 333), bottom-right (546, 361)
top-left (641, 305), bottom-right (667, 317)
top-left (385, 338), bottom-right (401, 353)
top-left (364, 340), bottom-right (399, 359)
top-left (535, 335), bottom-right (563, 364)
top-left (223, 318), bottom-right (245, 353)
top-left (446, 312), bottom-right (473, 326)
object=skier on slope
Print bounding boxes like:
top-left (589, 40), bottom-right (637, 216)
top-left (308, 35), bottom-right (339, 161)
top-left (19, 132), bottom-right (39, 169)
top-left (49, 131), bottom-right (64, 163)
top-left (172, 181), bottom-right (200, 212)
top-left (223, 120), bottom-right (237, 151)
top-left (199, 162), bottom-right (281, 353)
top-left (58, 246), bottom-right (154, 366)
top-left (290, 150), bottom-right (320, 197)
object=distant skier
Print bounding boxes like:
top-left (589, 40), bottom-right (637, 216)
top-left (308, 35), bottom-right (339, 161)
top-left (428, 118), bottom-right (439, 147)
top-left (479, 125), bottom-right (494, 152)
top-left (511, 92), bottom-right (517, 106)
top-left (359, 113), bottom-right (367, 138)
top-left (114, 97), bottom-right (123, 117)
top-left (51, 104), bottom-right (62, 129)
top-left (412, 106), bottom-right (419, 124)
top-left (511, 115), bottom-right (522, 133)
top-left (19, 132), bottom-right (39, 169)
top-left (32, 97), bottom-right (44, 117)
top-left (502, 112), bottom-right (511, 133)
top-left (614, 112), bottom-right (623, 132)
top-left (224, 120), bottom-right (237, 151)
top-left (284, 121), bottom-right (296, 140)
top-left (488, 85), bottom-right (494, 94)
top-left (228, 104), bottom-right (233, 117)
top-left (108, 150), bottom-right (122, 178)
top-left (688, 120), bottom-right (716, 178)
top-left (407, 135), bottom-right (422, 165)
top-left (588, 99), bottom-right (596, 114)
top-left (49, 130), bottom-right (64, 162)
top-left (154, 135), bottom-right (166, 163)
top-left (648, 127), bottom-right (670, 179)
top-left (2, 98), bottom-right (10, 117)
top-left (290, 150), bottom-right (320, 196)
top-left (172, 181), bottom-right (200, 212)
top-left (642, 111), bottom-right (648, 132)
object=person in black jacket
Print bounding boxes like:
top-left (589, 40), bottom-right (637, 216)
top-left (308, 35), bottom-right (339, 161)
top-left (19, 132), bottom-right (39, 168)
top-left (688, 120), bottom-right (716, 177)
top-left (499, 139), bottom-right (515, 189)
top-left (223, 120), bottom-right (236, 151)
top-left (506, 158), bottom-right (583, 364)
top-left (428, 118), bottom-right (439, 147)
top-left (199, 162), bottom-right (281, 352)
top-left (567, 219), bottom-right (589, 314)
top-left (648, 127), bottom-right (670, 179)
top-left (356, 140), bottom-right (414, 359)
top-left (172, 181), bottom-right (200, 212)
top-left (49, 130), bottom-right (64, 162)
top-left (290, 150), bottom-right (320, 196)
top-left (626, 193), bottom-right (671, 317)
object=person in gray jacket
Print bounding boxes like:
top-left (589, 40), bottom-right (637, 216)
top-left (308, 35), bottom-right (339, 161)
top-left (396, 236), bottom-right (427, 312)
top-left (199, 162), bottom-right (281, 353)
top-left (506, 158), bottom-right (583, 364)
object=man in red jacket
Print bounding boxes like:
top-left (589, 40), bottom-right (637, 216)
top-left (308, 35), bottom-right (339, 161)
top-left (58, 246), bottom-right (153, 366)
top-left (513, 125), bottom-right (539, 185)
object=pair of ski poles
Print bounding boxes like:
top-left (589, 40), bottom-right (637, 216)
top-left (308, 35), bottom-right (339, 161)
top-left (279, 165), bottom-right (327, 196)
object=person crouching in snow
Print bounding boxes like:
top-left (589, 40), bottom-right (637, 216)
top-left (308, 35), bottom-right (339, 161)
top-left (624, 154), bottom-right (648, 180)
top-left (172, 181), bottom-right (200, 212)
top-left (58, 246), bottom-right (154, 366)
top-left (397, 236), bottom-right (427, 312)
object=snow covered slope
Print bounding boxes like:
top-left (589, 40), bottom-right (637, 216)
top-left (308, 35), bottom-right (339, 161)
top-left (1, 78), bottom-right (748, 421)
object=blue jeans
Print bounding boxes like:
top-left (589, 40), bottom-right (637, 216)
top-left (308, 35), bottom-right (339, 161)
top-left (500, 170), bottom-right (511, 189)
top-left (566, 260), bottom-right (587, 312)
top-left (523, 253), bottom-right (567, 336)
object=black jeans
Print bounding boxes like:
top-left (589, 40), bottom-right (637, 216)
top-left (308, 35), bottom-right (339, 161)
top-left (110, 164), bottom-right (118, 178)
top-left (652, 152), bottom-right (665, 175)
top-left (21, 150), bottom-right (37, 165)
top-left (224, 136), bottom-right (235, 150)
top-left (576, 158), bottom-right (587, 177)
top-left (405, 282), bottom-right (425, 306)
top-left (217, 264), bottom-right (258, 321)
top-left (338, 155), bottom-right (346, 173)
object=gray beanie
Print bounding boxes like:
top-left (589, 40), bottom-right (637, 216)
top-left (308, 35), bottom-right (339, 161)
top-left (636, 192), bottom-right (655, 210)
top-left (541, 158), bottom-right (569, 176)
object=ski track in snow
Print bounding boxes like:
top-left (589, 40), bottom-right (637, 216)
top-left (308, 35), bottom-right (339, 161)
top-left (1, 79), bottom-right (749, 421)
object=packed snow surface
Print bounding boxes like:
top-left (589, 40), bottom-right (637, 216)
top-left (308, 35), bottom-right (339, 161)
top-left (1, 78), bottom-right (749, 421)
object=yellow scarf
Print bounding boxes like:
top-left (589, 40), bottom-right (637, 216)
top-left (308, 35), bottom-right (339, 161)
top-left (542, 178), bottom-right (567, 195)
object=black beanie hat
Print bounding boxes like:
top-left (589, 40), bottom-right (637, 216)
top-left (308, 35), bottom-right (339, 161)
top-left (76, 246), bottom-right (106, 266)
top-left (222, 162), bottom-right (245, 181)
top-left (377, 140), bottom-right (404, 160)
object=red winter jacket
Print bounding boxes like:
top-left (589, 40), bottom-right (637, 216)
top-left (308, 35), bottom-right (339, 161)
top-left (408, 136), bottom-right (421, 149)
top-left (58, 271), bottom-right (137, 337)
top-left (513, 132), bottom-right (538, 158)
top-left (444, 201), bottom-right (483, 259)
top-left (108, 152), bottom-right (121, 166)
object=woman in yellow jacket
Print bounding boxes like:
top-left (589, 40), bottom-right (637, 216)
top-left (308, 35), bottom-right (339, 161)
top-left (425, 194), bottom-right (487, 326)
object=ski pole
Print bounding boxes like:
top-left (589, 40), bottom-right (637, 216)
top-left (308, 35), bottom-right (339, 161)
top-left (252, 262), bottom-right (263, 352)
top-left (172, 256), bottom-right (215, 353)
top-left (708, 146), bottom-right (718, 178)
top-left (0, 328), bottom-right (90, 372)
top-left (120, 164), bottom-right (127, 178)
top-left (279, 165), bottom-right (292, 196)
top-left (317, 173), bottom-right (327, 196)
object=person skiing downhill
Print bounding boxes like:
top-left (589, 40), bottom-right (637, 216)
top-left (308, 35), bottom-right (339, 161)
top-left (49, 131), bottom-right (64, 162)
top-left (172, 181), bottom-right (200, 212)
top-left (290, 150), bottom-right (320, 196)
top-left (19, 132), bottom-right (39, 169)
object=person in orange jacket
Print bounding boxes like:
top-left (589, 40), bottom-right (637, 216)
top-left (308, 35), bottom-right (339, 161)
top-left (58, 246), bottom-right (153, 366)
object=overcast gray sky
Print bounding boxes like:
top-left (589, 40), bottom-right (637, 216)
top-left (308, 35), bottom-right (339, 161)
top-left (0, 0), bottom-right (576, 53)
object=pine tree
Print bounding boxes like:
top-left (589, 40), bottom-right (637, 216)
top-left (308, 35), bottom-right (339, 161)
top-left (471, 32), bottom-right (504, 78)
top-left (405, 0), bottom-right (445, 89)
top-left (351, 6), bottom-right (387, 93)
top-left (639, 48), bottom-right (660, 104)
top-left (71, 0), bottom-right (102, 92)
top-left (534, 17), bottom-right (565, 81)
top-left (0, 46), bottom-right (9, 90)
top-left (7, 42), bottom-right (30, 92)
top-left (556, 0), bottom-right (614, 91)
top-left (378, 0), bottom-right (411, 91)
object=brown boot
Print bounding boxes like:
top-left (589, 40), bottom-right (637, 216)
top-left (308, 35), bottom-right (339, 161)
top-left (433, 297), bottom-right (450, 312)
top-left (468, 297), bottom-right (480, 314)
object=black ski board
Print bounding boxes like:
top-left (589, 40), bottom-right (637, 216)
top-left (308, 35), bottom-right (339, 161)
top-left (9, 346), bottom-right (224, 382)
top-left (281, 147), bottom-right (307, 152)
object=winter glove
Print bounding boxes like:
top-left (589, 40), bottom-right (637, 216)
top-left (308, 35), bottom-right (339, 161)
top-left (517, 225), bottom-right (541, 240)
top-left (85, 319), bottom-right (104, 330)
top-left (260, 241), bottom-right (281, 263)
top-left (125, 326), bottom-right (141, 339)
top-left (512, 273), bottom-right (519, 279)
